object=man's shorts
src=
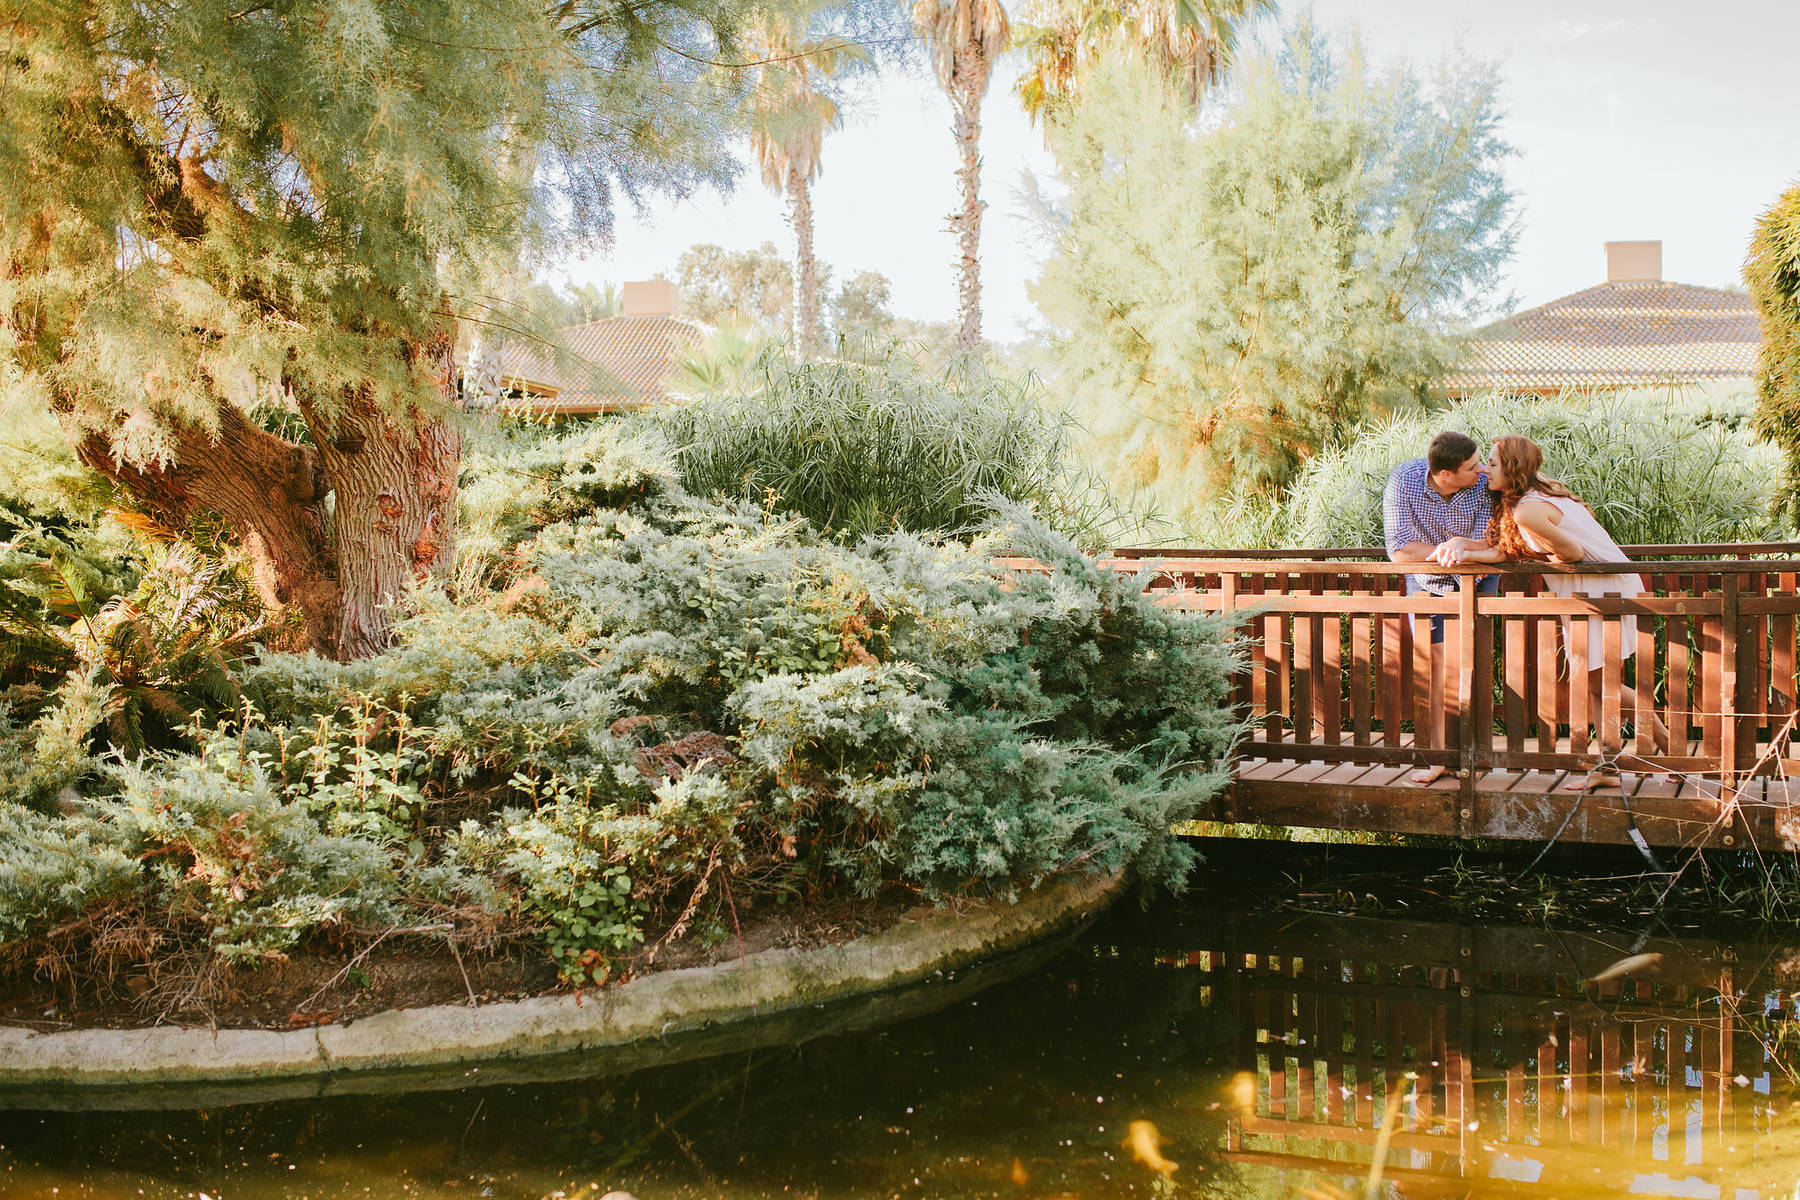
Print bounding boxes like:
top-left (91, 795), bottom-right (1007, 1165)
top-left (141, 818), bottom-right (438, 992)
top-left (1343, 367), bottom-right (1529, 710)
top-left (1405, 575), bottom-right (1499, 644)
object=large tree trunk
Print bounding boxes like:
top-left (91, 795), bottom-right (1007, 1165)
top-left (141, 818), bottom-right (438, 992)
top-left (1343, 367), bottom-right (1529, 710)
top-left (72, 400), bottom-right (343, 653)
top-left (787, 169), bottom-right (821, 357)
top-left (71, 328), bottom-right (461, 662)
top-left (302, 327), bottom-right (461, 660)
top-left (950, 76), bottom-right (987, 353)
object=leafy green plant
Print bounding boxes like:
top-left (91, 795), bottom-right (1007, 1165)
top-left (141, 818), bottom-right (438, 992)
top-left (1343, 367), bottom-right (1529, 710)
top-left (3, 418), bottom-right (1244, 996)
top-left (73, 544), bottom-right (266, 758)
top-left (0, 670), bottom-right (109, 813)
top-left (1749, 181), bottom-right (1800, 517)
top-left (296, 703), bottom-right (433, 847)
top-left (650, 344), bottom-right (1143, 546)
top-left (0, 792), bottom-right (139, 943)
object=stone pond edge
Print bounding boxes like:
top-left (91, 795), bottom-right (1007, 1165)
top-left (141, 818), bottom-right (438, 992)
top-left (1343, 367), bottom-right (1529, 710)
top-left (0, 868), bottom-right (1124, 1090)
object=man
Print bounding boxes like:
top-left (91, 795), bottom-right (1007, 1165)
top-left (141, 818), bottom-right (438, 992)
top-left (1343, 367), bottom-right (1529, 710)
top-left (1382, 431), bottom-right (1503, 784)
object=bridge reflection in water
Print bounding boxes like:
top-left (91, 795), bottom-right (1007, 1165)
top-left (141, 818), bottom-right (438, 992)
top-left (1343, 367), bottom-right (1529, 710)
top-left (1189, 914), bottom-right (1799, 1199)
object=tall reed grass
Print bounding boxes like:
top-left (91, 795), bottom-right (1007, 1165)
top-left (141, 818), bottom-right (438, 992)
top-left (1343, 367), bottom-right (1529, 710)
top-left (649, 346), bottom-right (1147, 546)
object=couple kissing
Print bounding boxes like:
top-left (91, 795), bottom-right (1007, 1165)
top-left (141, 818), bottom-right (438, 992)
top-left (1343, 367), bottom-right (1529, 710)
top-left (1381, 431), bottom-right (1670, 791)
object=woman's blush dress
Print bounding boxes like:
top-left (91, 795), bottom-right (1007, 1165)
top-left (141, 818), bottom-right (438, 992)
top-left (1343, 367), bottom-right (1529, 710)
top-left (1516, 489), bottom-right (1645, 666)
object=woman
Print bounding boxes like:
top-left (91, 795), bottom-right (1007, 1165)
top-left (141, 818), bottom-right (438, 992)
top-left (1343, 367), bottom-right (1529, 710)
top-left (1485, 435), bottom-right (1670, 789)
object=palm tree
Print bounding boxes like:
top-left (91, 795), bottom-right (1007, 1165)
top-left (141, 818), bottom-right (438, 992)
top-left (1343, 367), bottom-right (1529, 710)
top-left (743, 19), bottom-right (867, 357)
top-left (1014, 0), bottom-right (1274, 125)
top-left (912, 0), bottom-right (1011, 353)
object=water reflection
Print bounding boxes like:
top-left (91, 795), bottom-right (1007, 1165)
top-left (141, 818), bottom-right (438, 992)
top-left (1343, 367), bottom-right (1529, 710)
top-left (2, 903), bottom-right (1798, 1198)
top-left (1207, 912), bottom-right (1800, 1199)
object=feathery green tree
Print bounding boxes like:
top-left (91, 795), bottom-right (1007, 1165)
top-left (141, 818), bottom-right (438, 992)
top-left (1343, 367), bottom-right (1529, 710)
top-left (672, 242), bottom-right (807, 334)
top-left (1749, 182), bottom-right (1800, 517)
top-left (0, 0), bottom-right (767, 659)
top-left (1026, 28), bottom-right (1516, 523)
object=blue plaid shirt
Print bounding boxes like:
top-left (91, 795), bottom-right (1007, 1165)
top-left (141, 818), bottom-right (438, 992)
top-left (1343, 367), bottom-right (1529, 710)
top-left (1382, 458), bottom-right (1494, 595)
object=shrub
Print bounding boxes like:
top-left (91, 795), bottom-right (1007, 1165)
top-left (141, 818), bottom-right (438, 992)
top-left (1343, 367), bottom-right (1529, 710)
top-left (2, 419), bottom-right (1243, 993)
top-left (1749, 181), bottom-right (1800, 517)
top-left (0, 670), bottom-right (108, 812)
top-left (0, 803), bottom-right (139, 943)
top-left (648, 345), bottom-right (1139, 547)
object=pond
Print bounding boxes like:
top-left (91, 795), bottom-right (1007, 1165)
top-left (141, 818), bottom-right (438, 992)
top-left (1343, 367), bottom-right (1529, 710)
top-left (5, 850), bottom-right (1800, 1199)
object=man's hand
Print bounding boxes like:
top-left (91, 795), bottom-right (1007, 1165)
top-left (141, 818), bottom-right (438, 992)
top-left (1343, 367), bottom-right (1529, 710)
top-left (1429, 536), bottom-right (1495, 566)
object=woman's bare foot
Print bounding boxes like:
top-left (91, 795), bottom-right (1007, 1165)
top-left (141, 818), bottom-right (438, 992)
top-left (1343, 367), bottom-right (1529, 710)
top-left (1564, 767), bottom-right (1622, 791)
top-left (1409, 764), bottom-right (1450, 785)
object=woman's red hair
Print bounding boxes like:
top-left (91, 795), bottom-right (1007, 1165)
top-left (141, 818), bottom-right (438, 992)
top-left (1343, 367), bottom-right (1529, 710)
top-left (1485, 435), bottom-right (1580, 561)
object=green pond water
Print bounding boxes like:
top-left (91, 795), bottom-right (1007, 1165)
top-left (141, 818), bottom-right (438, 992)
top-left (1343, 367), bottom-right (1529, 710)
top-left (5, 852), bottom-right (1800, 1200)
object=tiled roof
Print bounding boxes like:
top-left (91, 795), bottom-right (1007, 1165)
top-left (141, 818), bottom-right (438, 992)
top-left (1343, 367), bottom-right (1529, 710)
top-left (1442, 281), bottom-right (1763, 393)
top-left (487, 315), bottom-right (707, 412)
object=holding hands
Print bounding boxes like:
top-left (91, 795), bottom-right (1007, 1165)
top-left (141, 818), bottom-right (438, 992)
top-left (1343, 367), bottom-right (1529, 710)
top-left (1427, 536), bottom-right (1488, 567)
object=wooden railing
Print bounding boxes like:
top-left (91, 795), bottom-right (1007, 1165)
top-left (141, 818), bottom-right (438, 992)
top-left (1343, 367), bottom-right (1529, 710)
top-left (998, 544), bottom-right (1800, 844)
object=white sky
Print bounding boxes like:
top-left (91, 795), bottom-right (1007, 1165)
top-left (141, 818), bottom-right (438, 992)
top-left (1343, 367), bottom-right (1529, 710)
top-left (561, 0), bottom-right (1800, 341)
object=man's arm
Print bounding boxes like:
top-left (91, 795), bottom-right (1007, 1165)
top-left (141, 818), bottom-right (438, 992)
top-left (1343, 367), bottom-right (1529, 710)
top-left (1382, 468), bottom-right (1427, 562)
top-left (1430, 536), bottom-right (1505, 566)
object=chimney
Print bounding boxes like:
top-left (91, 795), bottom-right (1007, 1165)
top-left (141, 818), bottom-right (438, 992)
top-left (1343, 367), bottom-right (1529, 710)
top-left (1605, 240), bottom-right (1662, 283)
top-left (622, 279), bottom-right (681, 318)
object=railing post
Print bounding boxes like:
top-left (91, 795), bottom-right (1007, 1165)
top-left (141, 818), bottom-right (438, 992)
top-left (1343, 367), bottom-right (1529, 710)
top-left (1720, 573), bottom-right (1740, 793)
top-left (1457, 573), bottom-right (1480, 837)
top-left (1221, 572), bottom-right (1244, 731)
top-left (1735, 571), bottom-right (1762, 781)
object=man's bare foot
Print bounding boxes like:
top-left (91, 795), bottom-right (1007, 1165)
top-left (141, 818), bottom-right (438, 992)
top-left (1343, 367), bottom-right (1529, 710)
top-left (1409, 764), bottom-right (1450, 785)
top-left (1564, 768), bottom-right (1622, 791)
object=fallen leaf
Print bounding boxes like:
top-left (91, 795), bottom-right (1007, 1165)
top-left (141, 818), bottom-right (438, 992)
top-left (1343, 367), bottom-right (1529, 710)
top-left (1124, 1119), bottom-right (1177, 1176)
top-left (1588, 952), bottom-right (1664, 984)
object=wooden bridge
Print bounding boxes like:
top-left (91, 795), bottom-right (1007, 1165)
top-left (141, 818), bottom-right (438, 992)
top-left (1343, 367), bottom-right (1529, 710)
top-left (1010, 544), bottom-right (1800, 852)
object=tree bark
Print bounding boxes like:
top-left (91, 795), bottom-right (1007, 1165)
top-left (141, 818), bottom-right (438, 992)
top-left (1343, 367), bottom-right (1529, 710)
top-left (72, 401), bottom-right (342, 653)
top-left (950, 76), bottom-right (987, 353)
top-left (302, 326), bottom-right (462, 661)
top-left (69, 327), bottom-right (461, 662)
top-left (787, 168), bottom-right (821, 357)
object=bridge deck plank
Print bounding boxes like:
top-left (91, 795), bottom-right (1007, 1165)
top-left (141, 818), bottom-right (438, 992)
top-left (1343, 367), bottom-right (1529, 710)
top-left (1225, 758), bottom-right (1794, 849)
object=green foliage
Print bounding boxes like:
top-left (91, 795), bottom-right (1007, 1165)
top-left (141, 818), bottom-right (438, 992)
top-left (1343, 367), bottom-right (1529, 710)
top-left (0, 409), bottom-right (138, 696)
top-left (2, 419), bottom-right (1241, 992)
top-left (294, 703), bottom-right (434, 846)
top-left (1, 412), bottom-right (261, 776)
top-left (0, 671), bottom-right (109, 813)
top-left (0, 802), bottom-right (139, 943)
top-left (1028, 25), bottom-right (1518, 517)
top-left (668, 318), bottom-right (774, 399)
top-left (1274, 392), bottom-right (1784, 549)
top-left (1749, 182), bottom-right (1800, 517)
top-left (105, 739), bottom-right (415, 962)
top-left (0, 0), bottom-right (760, 452)
top-left (672, 242), bottom-right (805, 335)
top-left (1, 0), bottom-right (808, 660)
top-left (651, 345), bottom-right (1142, 546)
top-left (75, 544), bottom-right (266, 757)
top-left (1013, 0), bottom-right (1275, 123)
